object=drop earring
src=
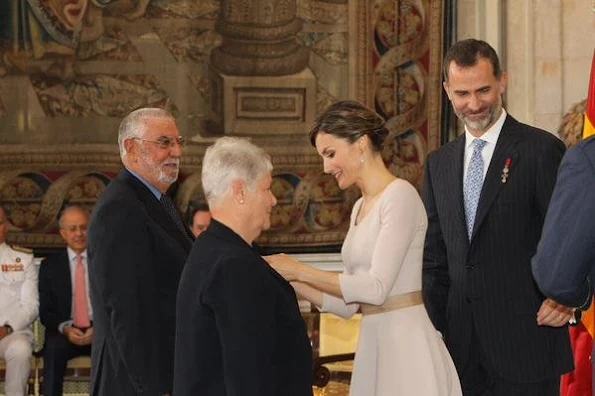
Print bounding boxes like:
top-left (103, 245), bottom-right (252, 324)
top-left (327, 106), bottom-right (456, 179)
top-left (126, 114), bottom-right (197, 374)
top-left (360, 154), bottom-right (365, 164)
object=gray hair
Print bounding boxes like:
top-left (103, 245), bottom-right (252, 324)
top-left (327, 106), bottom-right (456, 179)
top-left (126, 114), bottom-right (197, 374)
top-left (117, 108), bottom-right (175, 160)
top-left (202, 137), bottom-right (273, 208)
top-left (58, 205), bottom-right (88, 229)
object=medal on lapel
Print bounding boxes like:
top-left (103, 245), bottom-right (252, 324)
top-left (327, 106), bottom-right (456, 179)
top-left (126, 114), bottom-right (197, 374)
top-left (501, 158), bottom-right (512, 183)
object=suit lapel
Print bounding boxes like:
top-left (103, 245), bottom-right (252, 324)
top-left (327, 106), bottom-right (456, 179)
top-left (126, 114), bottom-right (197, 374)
top-left (445, 136), bottom-right (469, 245)
top-left (471, 117), bottom-right (521, 239)
top-left (119, 170), bottom-right (194, 253)
top-left (60, 250), bottom-right (73, 305)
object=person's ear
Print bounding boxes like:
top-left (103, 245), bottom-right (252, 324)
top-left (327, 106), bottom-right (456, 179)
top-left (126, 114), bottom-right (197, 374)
top-left (124, 138), bottom-right (137, 157)
top-left (498, 71), bottom-right (508, 95)
top-left (358, 135), bottom-right (370, 153)
top-left (231, 179), bottom-right (246, 204)
top-left (59, 227), bottom-right (68, 242)
top-left (443, 81), bottom-right (452, 101)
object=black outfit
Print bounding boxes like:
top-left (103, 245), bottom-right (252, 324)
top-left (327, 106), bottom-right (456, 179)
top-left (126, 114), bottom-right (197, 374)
top-left (173, 220), bottom-right (313, 396)
top-left (87, 169), bottom-right (193, 395)
top-left (39, 250), bottom-right (91, 396)
top-left (422, 115), bottom-right (573, 395)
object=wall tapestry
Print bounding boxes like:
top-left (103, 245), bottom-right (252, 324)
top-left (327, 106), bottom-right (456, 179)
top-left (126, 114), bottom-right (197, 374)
top-left (0, 0), bottom-right (445, 251)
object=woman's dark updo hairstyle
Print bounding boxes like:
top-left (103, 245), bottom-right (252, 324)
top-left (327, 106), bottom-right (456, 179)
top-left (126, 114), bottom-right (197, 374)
top-left (309, 100), bottom-right (389, 153)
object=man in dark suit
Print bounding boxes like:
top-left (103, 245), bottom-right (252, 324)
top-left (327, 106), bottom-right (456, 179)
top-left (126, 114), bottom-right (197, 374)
top-left (87, 108), bottom-right (194, 395)
top-left (174, 137), bottom-right (312, 396)
top-left (39, 205), bottom-right (93, 396)
top-left (532, 136), bottom-right (595, 371)
top-left (422, 39), bottom-right (573, 395)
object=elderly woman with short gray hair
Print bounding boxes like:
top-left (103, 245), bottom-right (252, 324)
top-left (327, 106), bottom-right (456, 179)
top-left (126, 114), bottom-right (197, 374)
top-left (173, 137), bottom-right (313, 396)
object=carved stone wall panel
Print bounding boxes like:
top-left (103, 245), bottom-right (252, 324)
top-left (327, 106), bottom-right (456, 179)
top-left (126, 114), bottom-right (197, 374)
top-left (208, 68), bottom-right (317, 135)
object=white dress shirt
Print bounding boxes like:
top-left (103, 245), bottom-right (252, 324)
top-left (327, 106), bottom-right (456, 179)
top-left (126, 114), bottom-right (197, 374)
top-left (463, 109), bottom-right (507, 182)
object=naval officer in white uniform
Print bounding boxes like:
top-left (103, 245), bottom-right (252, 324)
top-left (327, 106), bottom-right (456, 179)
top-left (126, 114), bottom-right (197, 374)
top-left (0, 205), bottom-right (38, 396)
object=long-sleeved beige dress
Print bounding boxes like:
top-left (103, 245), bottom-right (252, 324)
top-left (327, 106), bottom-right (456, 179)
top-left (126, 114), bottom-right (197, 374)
top-left (321, 179), bottom-right (462, 396)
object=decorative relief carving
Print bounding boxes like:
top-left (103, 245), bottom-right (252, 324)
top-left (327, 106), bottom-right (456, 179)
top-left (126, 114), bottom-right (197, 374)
top-left (0, 170), bottom-right (110, 238)
top-left (76, 26), bottom-right (143, 62)
top-left (358, 0), bottom-right (438, 188)
top-left (212, 1), bottom-right (308, 76)
top-left (298, 32), bottom-right (348, 65)
top-left (221, 0), bottom-right (296, 24)
top-left (215, 18), bottom-right (303, 41)
top-left (145, 0), bottom-right (220, 19)
top-left (211, 44), bottom-right (310, 76)
top-left (298, 0), bottom-right (348, 25)
top-left (208, 68), bottom-right (316, 135)
top-left (30, 74), bottom-right (178, 117)
top-left (155, 28), bottom-right (222, 63)
top-left (238, 91), bottom-right (300, 118)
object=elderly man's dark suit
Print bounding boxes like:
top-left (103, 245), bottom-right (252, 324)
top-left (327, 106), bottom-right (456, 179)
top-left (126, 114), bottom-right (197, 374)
top-left (39, 250), bottom-right (92, 396)
top-left (173, 220), bottom-right (313, 396)
top-left (87, 169), bottom-right (193, 395)
top-left (422, 114), bottom-right (573, 394)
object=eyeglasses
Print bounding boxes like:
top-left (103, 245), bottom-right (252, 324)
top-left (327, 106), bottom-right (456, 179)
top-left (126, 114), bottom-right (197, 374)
top-left (132, 136), bottom-right (186, 150)
top-left (61, 225), bottom-right (87, 233)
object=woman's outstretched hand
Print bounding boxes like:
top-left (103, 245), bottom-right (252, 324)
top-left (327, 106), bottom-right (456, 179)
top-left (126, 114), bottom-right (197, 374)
top-left (264, 253), bottom-right (303, 282)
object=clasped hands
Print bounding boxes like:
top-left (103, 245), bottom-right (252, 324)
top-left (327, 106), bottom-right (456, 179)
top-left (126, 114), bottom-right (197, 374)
top-left (64, 325), bottom-right (93, 346)
top-left (536, 298), bottom-right (573, 327)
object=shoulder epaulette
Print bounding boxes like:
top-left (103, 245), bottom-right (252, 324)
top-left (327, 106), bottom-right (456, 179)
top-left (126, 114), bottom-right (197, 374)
top-left (11, 245), bottom-right (33, 254)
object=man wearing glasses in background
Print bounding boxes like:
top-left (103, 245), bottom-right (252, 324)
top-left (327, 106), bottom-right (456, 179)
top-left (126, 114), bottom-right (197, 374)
top-left (39, 205), bottom-right (93, 396)
top-left (87, 108), bottom-right (194, 396)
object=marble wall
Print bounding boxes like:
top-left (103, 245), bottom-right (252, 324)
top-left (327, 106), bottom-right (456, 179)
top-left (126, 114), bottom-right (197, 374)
top-left (456, 0), bottom-right (594, 134)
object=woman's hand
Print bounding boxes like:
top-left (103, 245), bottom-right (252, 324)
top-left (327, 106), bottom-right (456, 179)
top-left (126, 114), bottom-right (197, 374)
top-left (264, 253), bottom-right (303, 282)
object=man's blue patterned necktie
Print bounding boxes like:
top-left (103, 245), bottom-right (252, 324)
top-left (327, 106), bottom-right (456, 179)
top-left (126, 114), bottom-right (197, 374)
top-left (464, 139), bottom-right (487, 239)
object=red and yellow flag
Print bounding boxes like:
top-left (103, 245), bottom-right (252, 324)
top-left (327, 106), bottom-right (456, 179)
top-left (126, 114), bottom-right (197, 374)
top-left (584, 50), bottom-right (595, 139)
top-left (581, 50), bottom-right (595, 338)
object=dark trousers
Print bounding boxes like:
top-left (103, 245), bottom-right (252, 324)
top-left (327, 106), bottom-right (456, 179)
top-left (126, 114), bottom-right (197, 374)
top-left (42, 332), bottom-right (91, 396)
top-left (460, 324), bottom-right (559, 396)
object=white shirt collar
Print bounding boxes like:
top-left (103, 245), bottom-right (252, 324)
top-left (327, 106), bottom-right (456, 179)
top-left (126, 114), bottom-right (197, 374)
top-left (464, 108), bottom-right (507, 149)
top-left (67, 247), bottom-right (87, 263)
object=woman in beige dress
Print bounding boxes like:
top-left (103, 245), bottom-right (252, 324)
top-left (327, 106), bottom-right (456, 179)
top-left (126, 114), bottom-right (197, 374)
top-left (266, 100), bottom-right (462, 396)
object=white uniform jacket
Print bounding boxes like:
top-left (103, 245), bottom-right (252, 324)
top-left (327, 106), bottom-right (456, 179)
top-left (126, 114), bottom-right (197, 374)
top-left (0, 242), bottom-right (38, 337)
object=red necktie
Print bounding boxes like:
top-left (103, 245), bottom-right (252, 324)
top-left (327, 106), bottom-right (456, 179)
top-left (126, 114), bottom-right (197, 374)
top-left (73, 254), bottom-right (91, 328)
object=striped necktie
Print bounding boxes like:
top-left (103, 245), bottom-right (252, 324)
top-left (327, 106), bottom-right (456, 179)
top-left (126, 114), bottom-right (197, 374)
top-left (160, 194), bottom-right (188, 236)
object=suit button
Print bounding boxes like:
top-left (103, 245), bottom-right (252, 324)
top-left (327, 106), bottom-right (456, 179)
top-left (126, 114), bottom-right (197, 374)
top-left (466, 263), bottom-right (476, 270)
top-left (465, 297), bottom-right (471, 303)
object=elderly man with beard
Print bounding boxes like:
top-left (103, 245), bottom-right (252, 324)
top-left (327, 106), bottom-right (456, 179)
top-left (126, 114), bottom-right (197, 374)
top-left (421, 39), bottom-right (573, 396)
top-left (87, 108), bottom-right (194, 396)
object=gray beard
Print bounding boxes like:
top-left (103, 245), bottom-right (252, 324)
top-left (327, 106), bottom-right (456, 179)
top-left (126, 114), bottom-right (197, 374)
top-left (158, 168), bottom-right (179, 185)
top-left (456, 103), bottom-right (502, 134)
